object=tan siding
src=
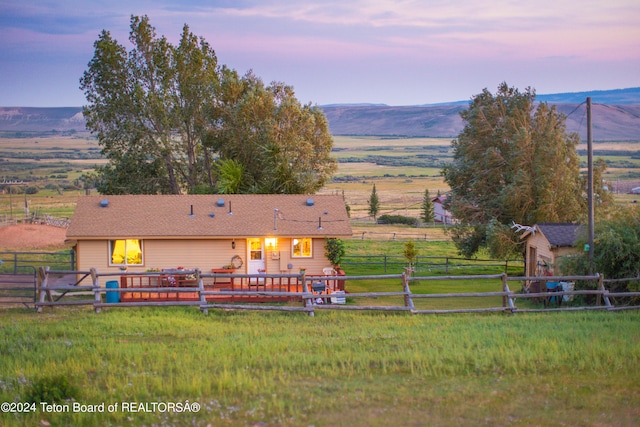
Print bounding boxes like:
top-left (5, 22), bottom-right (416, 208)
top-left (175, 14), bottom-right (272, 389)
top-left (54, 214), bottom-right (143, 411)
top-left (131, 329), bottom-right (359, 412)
top-left (525, 233), bottom-right (578, 276)
top-left (77, 240), bottom-right (121, 287)
top-left (75, 237), bottom-right (334, 285)
top-left (267, 237), bottom-right (331, 274)
top-left (144, 239), bottom-right (248, 273)
top-left (77, 238), bottom-right (250, 285)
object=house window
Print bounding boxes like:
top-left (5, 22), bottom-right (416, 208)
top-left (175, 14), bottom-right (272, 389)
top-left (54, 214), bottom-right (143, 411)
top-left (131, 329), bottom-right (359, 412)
top-left (249, 239), bottom-right (263, 260)
top-left (110, 239), bottom-right (143, 266)
top-left (292, 238), bottom-right (312, 258)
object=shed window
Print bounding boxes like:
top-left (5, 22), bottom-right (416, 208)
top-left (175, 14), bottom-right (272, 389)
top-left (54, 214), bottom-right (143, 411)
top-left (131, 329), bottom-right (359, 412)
top-left (292, 238), bottom-right (312, 258)
top-left (110, 239), bottom-right (143, 266)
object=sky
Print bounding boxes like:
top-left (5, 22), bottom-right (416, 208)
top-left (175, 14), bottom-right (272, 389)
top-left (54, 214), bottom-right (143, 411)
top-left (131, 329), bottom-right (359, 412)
top-left (1, 0), bottom-right (639, 107)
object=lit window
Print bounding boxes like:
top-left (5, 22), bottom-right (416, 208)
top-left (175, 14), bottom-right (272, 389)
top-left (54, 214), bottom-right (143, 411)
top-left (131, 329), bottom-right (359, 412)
top-left (110, 239), bottom-right (143, 266)
top-left (292, 238), bottom-right (312, 258)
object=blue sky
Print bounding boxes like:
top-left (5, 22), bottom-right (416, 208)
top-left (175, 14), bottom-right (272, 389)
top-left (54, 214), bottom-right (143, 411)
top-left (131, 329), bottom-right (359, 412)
top-left (1, 0), bottom-right (639, 107)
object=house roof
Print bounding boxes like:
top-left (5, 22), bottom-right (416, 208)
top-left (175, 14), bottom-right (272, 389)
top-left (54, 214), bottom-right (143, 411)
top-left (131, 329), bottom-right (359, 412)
top-left (66, 194), bottom-right (352, 240)
top-left (431, 194), bottom-right (447, 203)
top-left (534, 223), bottom-right (583, 248)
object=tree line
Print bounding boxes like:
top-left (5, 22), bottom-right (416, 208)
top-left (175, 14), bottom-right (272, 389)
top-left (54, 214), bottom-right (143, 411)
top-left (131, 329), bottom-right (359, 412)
top-left (80, 15), bottom-right (335, 195)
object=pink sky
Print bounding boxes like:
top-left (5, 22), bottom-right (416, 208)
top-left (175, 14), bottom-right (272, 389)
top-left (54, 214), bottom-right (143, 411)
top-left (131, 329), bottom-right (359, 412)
top-left (1, 0), bottom-right (638, 106)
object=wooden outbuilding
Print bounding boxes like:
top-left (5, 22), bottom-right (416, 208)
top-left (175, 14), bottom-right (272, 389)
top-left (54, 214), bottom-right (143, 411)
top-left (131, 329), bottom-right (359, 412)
top-left (522, 223), bottom-right (583, 277)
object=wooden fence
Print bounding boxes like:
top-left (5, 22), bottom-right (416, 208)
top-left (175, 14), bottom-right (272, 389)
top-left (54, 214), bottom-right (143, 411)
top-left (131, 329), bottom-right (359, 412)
top-left (33, 267), bottom-right (640, 316)
top-left (343, 254), bottom-right (524, 274)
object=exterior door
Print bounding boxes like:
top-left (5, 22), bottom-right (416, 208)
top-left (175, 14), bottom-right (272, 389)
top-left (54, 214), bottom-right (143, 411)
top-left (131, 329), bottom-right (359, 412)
top-left (247, 238), bottom-right (265, 274)
top-left (528, 246), bottom-right (537, 277)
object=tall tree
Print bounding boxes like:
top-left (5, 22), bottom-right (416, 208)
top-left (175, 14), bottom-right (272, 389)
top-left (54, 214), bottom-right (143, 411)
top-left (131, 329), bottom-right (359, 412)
top-left (211, 71), bottom-right (335, 193)
top-left (442, 83), bottom-right (583, 258)
top-left (81, 15), bottom-right (335, 195)
top-left (368, 184), bottom-right (380, 221)
top-left (420, 189), bottom-right (434, 224)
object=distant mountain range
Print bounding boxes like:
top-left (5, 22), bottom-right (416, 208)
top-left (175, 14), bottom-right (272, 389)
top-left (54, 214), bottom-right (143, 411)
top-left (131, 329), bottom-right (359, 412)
top-left (321, 87), bottom-right (640, 140)
top-left (1, 88), bottom-right (639, 141)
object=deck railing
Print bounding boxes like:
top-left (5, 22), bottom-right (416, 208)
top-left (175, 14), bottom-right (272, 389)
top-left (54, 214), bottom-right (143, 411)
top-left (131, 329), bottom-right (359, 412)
top-left (33, 267), bottom-right (640, 317)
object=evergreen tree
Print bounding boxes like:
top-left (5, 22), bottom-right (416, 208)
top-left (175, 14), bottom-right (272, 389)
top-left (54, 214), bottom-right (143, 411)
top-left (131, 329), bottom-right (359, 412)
top-left (368, 184), bottom-right (380, 221)
top-left (421, 189), bottom-right (434, 224)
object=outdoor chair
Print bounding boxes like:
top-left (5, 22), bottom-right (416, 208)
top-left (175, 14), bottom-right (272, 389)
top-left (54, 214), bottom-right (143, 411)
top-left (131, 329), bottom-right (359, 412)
top-left (544, 281), bottom-right (562, 308)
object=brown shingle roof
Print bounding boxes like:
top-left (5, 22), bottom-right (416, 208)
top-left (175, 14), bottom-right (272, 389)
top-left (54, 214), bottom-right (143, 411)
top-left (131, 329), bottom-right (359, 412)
top-left (66, 194), bottom-right (352, 240)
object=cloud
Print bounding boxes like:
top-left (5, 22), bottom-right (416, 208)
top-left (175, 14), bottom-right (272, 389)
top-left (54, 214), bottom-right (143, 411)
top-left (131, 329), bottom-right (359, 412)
top-left (1, 0), bottom-right (638, 106)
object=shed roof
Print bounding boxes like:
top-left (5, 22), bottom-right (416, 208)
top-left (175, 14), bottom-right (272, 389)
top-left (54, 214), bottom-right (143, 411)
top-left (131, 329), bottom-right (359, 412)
top-left (535, 223), bottom-right (583, 248)
top-left (66, 194), bottom-right (352, 240)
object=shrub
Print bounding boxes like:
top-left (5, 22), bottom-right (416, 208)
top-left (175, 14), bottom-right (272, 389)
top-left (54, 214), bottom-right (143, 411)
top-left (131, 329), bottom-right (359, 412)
top-left (24, 375), bottom-right (79, 404)
top-left (324, 238), bottom-right (346, 267)
top-left (377, 214), bottom-right (417, 226)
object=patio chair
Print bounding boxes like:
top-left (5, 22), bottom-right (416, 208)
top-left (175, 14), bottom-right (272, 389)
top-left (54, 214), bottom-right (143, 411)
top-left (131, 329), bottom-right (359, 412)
top-left (544, 281), bottom-right (562, 308)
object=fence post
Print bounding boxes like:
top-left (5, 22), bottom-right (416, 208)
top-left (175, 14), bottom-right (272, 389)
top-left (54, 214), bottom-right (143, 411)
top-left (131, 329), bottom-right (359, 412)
top-left (597, 274), bottom-right (612, 309)
top-left (301, 272), bottom-right (314, 317)
top-left (402, 271), bottom-right (415, 311)
top-left (502, 274), bottom-right (515, 314)
top-left (91, 268), bottom-right (101, 314)
top-left (36, 266), bottom-right (48, 313)
top-left (446, 257), bottom-right (449, 274)
top-left (197, 269), bottom-right (208, 315)
top-left (384, 255), bottom-right (387, 273)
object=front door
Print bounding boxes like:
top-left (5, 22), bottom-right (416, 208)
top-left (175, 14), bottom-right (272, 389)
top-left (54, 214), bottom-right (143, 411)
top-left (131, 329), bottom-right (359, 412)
top-left (247, 238), bottom-right (265, 274)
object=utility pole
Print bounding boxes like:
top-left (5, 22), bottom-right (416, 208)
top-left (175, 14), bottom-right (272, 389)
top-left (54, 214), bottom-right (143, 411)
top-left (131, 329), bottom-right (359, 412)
top-left (1, 179), bottom-right (26, 221)
top-left (587, 97), bottom-right (595, 274)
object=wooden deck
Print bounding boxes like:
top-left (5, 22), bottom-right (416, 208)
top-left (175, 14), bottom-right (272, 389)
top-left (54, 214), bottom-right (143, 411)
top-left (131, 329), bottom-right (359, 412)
top-left (118, 273), bottom-right (344, 303)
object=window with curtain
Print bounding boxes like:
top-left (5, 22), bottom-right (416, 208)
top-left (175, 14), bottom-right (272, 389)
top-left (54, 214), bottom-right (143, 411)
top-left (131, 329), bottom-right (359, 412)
top-left (109, 239), bottom-right (143, 266)
top-left (292, 238), bottom-right (312, 258)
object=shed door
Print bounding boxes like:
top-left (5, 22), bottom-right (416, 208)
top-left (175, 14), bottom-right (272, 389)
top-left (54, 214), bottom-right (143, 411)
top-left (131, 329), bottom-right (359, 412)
top-left (528, 246), bottom-right (537, 277)
top-left (247, 238), bottom-right (265, 274)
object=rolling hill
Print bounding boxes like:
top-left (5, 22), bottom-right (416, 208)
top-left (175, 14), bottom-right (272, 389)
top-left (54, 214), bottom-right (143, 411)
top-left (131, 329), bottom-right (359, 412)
top-left (1, 88), bottom-right (639, 141)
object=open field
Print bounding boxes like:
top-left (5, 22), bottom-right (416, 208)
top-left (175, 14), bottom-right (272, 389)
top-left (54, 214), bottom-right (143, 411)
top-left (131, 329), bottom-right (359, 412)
top-left (0, 307), bottom-right (638, 427)
top-left (1, 135), bottom-right (640, 224)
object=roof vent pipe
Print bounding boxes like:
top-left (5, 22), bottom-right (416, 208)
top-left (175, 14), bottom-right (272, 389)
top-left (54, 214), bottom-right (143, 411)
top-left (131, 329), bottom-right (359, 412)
top-left (189, 205), bottom-right (194, 217)
top-left (228, 200), bottom-right (233, 215)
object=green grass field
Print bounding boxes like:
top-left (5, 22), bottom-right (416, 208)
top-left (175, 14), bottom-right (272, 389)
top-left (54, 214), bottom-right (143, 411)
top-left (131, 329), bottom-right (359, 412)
top-left (0, 307), bottom-right (638, 426)
top-left (1, 132), bottom-right (640, 427)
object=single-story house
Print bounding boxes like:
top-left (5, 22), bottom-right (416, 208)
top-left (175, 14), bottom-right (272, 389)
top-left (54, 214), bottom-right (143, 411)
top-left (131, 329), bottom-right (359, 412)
top-left (66, 194), bottom-right (352, 289)
top-left (522, 223), bottom-right (583, 277)
top-left (432, 194), bottom-right (453, 224)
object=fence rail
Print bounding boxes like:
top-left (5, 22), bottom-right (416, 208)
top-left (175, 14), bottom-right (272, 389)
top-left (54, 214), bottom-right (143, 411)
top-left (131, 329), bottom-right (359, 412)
top-left (0, 268), bottom-right (36, 308)
top-left (31, 267), bottom-right (640, 317)
top-left (0, 251), bottom-right (75, 273)
top-left (342, 254), bottom-right (524, 274)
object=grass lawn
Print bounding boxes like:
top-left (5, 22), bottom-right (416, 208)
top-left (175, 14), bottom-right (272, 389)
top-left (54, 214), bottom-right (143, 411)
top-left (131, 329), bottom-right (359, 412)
top-left (0, 307), bottom-right (638, 426)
